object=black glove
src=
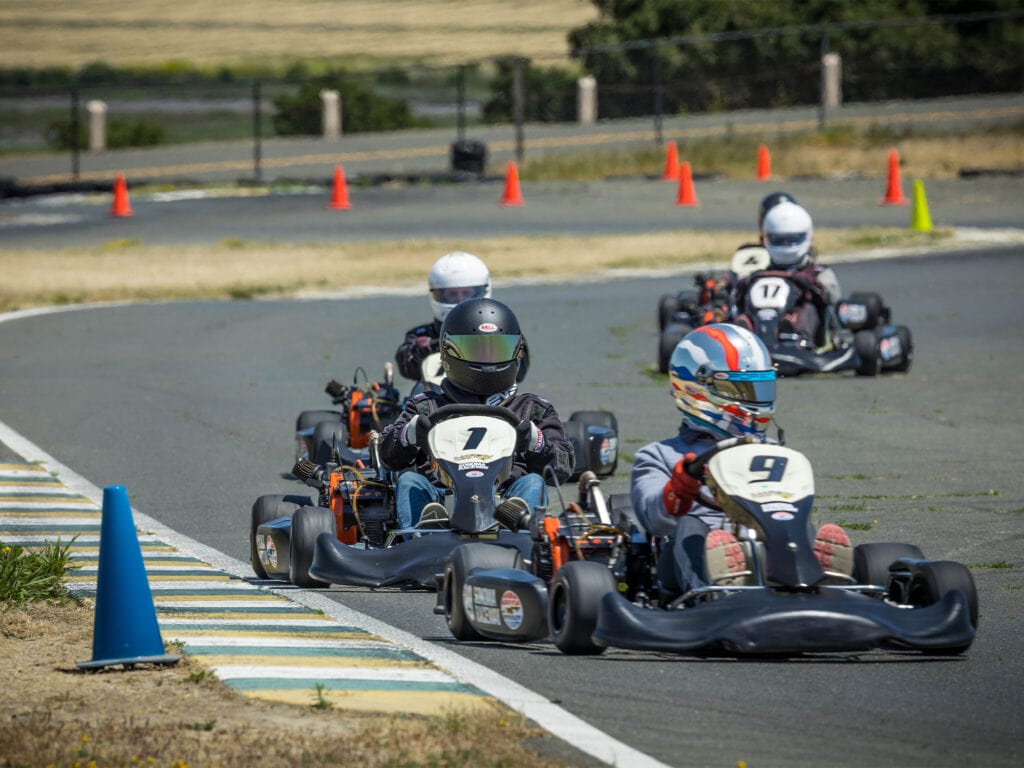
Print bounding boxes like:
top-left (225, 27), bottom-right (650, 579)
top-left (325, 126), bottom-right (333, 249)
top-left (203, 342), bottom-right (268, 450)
top-left (515, 420), bottom-right (544, 454)
top-left (401, 414), bottom-right (433, 449)
top-left (409, 336), bottom-right (434, 362)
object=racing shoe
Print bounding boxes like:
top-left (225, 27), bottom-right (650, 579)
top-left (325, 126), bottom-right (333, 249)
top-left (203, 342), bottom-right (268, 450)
top-left (416, 502), bottom-right (449, 529)
top-left (814, 523), bottom-right (853, 580)
top-left (705, 529), bottom-right (751, 586)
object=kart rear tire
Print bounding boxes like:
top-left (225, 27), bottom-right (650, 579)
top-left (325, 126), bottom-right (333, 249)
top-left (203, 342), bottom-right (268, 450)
top-left (854, 330), bottom-right (881, 376)
top-left (659, 322), bottom-right (691, 374)
top-left (311, 419), bottom-right (348, 465)
top-left (568, 410), bottom-right (619, 477)
top-left (909, 560), bottom-right (979, 630)
top-left (892, 325), bottom-right (913, 373)
top-left (848, 292), bottom-right (883, 329)
top-left (296, 410), bottom-right (343, 461)
top-left (289, 506), bottom-right (336, 588)
top-left (250, 494), bottom-right (312, 579)
top-left (443, 543), bottom-right (522, 641)
top-left (852, 542), bottom-right (924, 588)
top-left (549, 560), bottom-right (616, 655)
top-left (658, 294), bottom-right (679, 331)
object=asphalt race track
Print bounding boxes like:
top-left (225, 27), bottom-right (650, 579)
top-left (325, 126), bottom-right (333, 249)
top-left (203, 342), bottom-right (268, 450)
top-left (1, 180), bottom-right (1023, 767)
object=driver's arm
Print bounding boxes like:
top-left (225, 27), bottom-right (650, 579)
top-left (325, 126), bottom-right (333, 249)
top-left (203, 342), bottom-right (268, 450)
top-left (395, 324), bottom-right (439, 381)
top-left (378, 397), bottom-right (431, 469)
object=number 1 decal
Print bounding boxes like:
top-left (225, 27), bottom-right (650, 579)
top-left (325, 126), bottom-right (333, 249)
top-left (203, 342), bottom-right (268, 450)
top-left (463, 427), bottom-right (487, 450)
top-left (749, 454), bottom-right (787, 483)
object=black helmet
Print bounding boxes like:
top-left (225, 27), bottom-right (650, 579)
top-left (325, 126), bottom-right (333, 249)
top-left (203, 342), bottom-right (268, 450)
top-left (440, 298), bottom-right (524, 395)
top-left (758, 191), bottom-right (798, 236)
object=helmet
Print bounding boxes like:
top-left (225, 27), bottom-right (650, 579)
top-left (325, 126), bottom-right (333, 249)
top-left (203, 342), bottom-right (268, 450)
top-left (762, 201), bottom-right (813, 269)
top-left (440, 298), bottom-right (523, 396)
top-left (669, 324), bottom-right (776, 439)
top-left (757, 191), bottom-right (798, 238)
top-left (428, 251), bottom-right (492, 322)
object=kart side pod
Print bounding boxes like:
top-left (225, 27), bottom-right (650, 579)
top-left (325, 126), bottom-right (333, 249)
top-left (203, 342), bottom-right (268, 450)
top-left (434, 567), bottom-right (549, 642)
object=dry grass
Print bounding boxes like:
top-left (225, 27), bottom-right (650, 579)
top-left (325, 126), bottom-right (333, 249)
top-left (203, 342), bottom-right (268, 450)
top-left (0, 0), bottom-right (597, 69)
top-left (0, 226), bottom-right (954, 313)
top-left (0, 600), bottom-right (575, 768)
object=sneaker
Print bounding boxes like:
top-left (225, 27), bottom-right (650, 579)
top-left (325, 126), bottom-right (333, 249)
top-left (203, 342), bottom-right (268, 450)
top-left (705, 529), bottom-right (750, 586)
top-left (416, 502), bottom-right (449, 529)
top-left (814, 523), bottom-right (853, 576)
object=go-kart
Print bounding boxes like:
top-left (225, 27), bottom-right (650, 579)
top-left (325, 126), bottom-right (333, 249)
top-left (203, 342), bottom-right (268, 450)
top-left (296, 404), bottom-right (543, 589)
top-left (294, 364), bottom-right (403, 466)
top-left (438, 437), bottom-right (978, 656)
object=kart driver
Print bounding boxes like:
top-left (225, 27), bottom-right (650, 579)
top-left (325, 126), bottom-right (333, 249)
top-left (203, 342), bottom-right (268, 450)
top-left (630, 323), bottom-right (852, 594)
top-left (395, 251), bottom-right (530, 383)
top-left (380, 297), bottom-right (574, 531)
top-left (733, 201), bottom-right (842, 344)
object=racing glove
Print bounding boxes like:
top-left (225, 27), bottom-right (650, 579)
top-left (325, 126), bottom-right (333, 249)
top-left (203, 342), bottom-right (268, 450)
top-left (409, 336), bottom-right (434, 362)
top-left (400, 415), bottom-right (432, 449)
top-left (325, 379), bottom-right (345, 399)
top-left (662, 453), bottom-right (701, 517)
top-left (516, 420), bottom-right (544, 454)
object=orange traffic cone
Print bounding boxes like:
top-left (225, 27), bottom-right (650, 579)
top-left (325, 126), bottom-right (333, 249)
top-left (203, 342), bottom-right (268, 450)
top-left (880, 149), bottom-right (909, 205)
top-left (661, 141), bottom-right (680, 181)
top-left (500, 161), bottom-right (524, 206)
top-left (109, 173), bottom-right (133, 218)
top-left (328, 165), bottom-right (351, 210)
top-left (756, 144), bottom-right (771, 181)
top-left (675, 161), bottom-right (699, 207)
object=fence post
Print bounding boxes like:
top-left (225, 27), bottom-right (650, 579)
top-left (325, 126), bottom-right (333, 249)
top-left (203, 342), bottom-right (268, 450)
top-left (87, 100), bottom-right (107, 152)
top-left (577, 75), bottom-right (597, 124)
top-left (252, 80), bottom-right (262, 184)
top-left (822, 53), bottom-right (842, 110)
top-left (320, 89), bottom-right (341, 139)
top-left (512, 56), bottom-right (525, 164)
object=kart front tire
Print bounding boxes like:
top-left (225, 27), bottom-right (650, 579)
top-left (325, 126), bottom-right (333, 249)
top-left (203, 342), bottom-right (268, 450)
top-left (852, 542), bottom-right (924, 588)
top-left (250, 494), bottom-right (311, 579)
top-left (659, 322), bottom-right (691, 374)
top-left (848, 292), bottom-right (884, 328)
top-left (909, 560), bottom-right (979, 630)
top-left (658, 294), bottom-right (679, 331)
top-left (289, 506), bottom-right (336, 588)
top-left (443, 543), bottom-right (522, 642)
top-left (854, 330), bottom-right (881, 376)
top-left (296, 410), bottom-right (343, 461)
top-left (892, 325), bottom-right (913, 373)
top-left (567, 410), bottom-right (619, 478)
top-left (549, 560), bottom-right (616, 655)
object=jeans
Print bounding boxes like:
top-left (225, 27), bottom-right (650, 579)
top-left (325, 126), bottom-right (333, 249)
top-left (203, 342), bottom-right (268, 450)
top-left (657, 515), bottom-right (712, 595)
top-left (394, 471), bottom-right (547, 530)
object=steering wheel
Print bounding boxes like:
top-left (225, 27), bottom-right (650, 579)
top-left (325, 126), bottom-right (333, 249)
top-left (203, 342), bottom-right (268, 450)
top-left (416, 403), bottom-right (522, 439)
top-left (682, 436), bottom-right (768, 512)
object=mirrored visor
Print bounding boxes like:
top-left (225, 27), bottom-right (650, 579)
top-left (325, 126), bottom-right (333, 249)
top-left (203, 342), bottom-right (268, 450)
top-left (443, 334), bottom-right (521, 363)
top-left (708, 370), bottom-right (776, 405)
top-left (430, 285), bottom-right (488, 304)
top-left (765, 232), bottom-right (806, 248)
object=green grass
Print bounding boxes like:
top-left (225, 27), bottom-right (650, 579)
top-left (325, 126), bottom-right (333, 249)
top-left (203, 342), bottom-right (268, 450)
top-left (0, 539), bottom-right (78, 605)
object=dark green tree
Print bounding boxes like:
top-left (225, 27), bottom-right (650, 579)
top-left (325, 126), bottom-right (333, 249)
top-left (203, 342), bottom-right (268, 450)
top-left (272, 74), bottom-right (416, 135)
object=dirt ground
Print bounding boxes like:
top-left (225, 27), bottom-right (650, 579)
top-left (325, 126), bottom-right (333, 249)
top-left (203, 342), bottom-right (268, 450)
top-left (0, 600), bottom-right (577, 768)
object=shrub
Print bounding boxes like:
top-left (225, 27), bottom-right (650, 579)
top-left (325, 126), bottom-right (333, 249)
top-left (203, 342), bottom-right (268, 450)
top-left (272, 74), bottom-right (415, 136)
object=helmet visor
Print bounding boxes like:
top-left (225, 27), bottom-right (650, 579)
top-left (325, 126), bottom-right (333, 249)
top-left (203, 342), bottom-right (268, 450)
top-left (430, 285), bottom-right (488, 304)
top-left (443, 333), bottom-right (521, 364)
top-left (765, 232), bottom-right (806, 248)
top-left (707, 370), bottom-right (776, 405)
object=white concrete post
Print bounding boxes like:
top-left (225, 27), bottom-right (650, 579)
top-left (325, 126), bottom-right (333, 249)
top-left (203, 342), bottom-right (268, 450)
top-left (822, 53), bottom-right (842, 109)
top-left (87, 100), bottom-right (107, 152)
top-left (320, 89), bottom-right (341, 139)
top-left (577, 75), bottom-right (597, 124)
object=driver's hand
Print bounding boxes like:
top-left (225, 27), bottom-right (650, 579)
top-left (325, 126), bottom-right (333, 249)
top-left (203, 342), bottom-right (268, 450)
top-left (410, 336), bottom-right (434, 361)
top-left (400, 415), bottom-right (432, 449)
top-left (325, 379), bottom-right (345, 398)
top-left (662, 453), bottom-right (700, 517)
top-left (516, 420), bottom-right (544, 453)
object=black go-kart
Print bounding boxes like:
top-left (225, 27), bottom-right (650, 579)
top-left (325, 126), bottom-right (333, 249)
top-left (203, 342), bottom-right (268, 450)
top-left (437, 437), bottom-right (977, 656)
top-left (658, 269), bottom-right (913, 377)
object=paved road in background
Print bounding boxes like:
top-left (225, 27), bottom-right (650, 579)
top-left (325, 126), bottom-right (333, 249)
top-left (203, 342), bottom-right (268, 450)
top-left (2, 247), bottom-right (1022, 767)
top-left (2, 93), bottom-right (1022, 187)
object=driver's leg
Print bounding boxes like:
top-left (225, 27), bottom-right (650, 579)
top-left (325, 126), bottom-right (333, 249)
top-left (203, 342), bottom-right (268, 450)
top-left (502, 473), bottom-right (546, 514)
top-left (394, 470), bottom-right (444, 529)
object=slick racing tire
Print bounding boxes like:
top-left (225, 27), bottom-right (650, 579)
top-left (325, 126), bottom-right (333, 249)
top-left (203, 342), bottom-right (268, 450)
top-left (250, 494), bottom-right (312, 579)
top-left (847, 291), bottom-right (884, 329)
top-left (311, 419), bottom-right (348, 465)
top-left (852, 542), bottom-right (924, 588)
top-left (549, 560), bottom-right (617, 655)
top-left (567, 410), bottom-right (619, 478)
top-left (658, 294), bottom-right (679, 332)
top-left (296, 410), bottom-right (343, 462)
top-left (909, 560), bottom-right (979, 630)
top-left (892, 325), bottom-right (913, 373)
top-left (443, 543), bottom-right (522, 642)
top-left (289, 506), bottom-right (336, 588)
top-left (658, 322), bottom-right (691, 374)
top-left (854, 330), bottom-right (881, 376)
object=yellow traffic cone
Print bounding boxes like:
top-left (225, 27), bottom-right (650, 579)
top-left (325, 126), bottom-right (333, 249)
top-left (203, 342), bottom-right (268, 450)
top-left (910, 180), bottom-right (932, 232)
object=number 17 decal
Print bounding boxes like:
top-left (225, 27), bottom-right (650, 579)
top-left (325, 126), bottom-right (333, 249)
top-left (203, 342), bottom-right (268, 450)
top-left (749, 454), bottom-right (787, 483)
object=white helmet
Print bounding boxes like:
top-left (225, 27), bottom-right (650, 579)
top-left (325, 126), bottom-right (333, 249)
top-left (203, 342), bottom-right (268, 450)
top-left (428, 251), bottom-right (492, 322)
top-left (762, 201), bottom-right (813, 269)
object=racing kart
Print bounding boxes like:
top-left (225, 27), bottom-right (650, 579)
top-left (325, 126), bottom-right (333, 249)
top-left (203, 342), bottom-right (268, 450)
top-left (437, 437), bottom-right (978, 656)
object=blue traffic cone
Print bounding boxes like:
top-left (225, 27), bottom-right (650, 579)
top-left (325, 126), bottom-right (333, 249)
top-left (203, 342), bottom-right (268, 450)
top-left (78, 485), bottom-right (180, 669)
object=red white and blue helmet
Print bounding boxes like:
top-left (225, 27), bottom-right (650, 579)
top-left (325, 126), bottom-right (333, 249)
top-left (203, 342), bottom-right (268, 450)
top-left (669, 324), bottom-right (776, 439)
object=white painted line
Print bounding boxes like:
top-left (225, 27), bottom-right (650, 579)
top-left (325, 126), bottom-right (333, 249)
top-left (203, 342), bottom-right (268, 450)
top-left (171, 636), bottom-right (397, 649)
top-left (210, 665), bottom-right (457, 683)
